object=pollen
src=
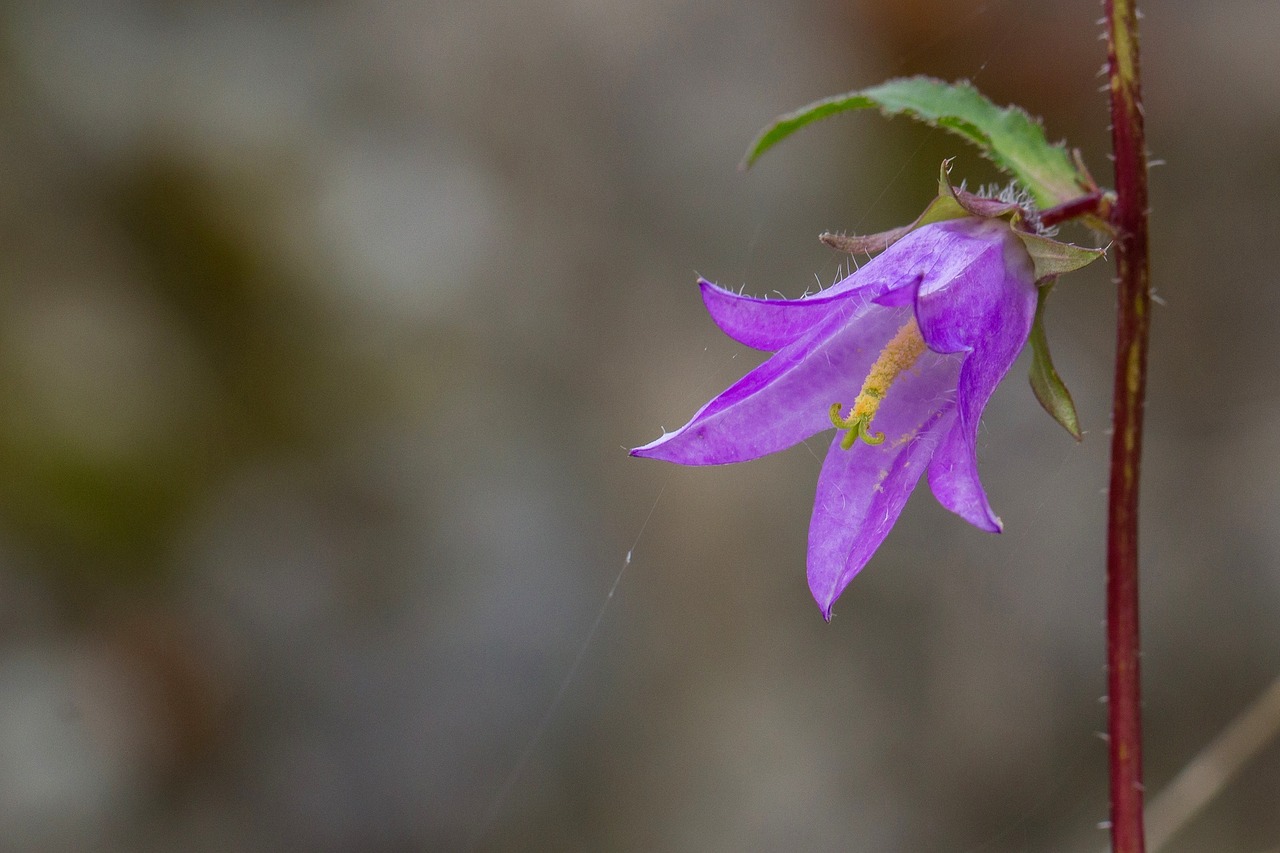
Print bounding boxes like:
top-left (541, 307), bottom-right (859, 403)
top-left (830, 316), bottom-right (927, 449)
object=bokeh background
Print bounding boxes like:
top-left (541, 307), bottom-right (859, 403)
top-left (0, 1), bottom-right (1277, 850)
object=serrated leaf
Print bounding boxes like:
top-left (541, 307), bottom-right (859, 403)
top-left (743, 77), bottom-right (1085, 208)
top-left (1028, 280), bottom-right (1082, 440)
top-left (742, 93), bottom-right (877, 171)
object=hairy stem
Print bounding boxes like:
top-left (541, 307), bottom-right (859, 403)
top-left (1103, 0), bottom-right (1151, 851)
top-left (1037, 191), bottom-right (1108, 229)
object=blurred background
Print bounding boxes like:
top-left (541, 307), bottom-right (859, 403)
top-left (0, 0), bottom-right (1277, 850)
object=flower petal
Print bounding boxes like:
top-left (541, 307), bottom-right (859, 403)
top-left (698, 280), bottom-right (850, 352)
top-left (807, 351), bottom-right (961, 619)
top-left (698, 222), bottom-right (963, 351)
top-left (632, 302), bottom-right (910, 466)
top-left (912, 218), bottom-right (1035, 354)
top-left (913, 219), bottom-right (1038, 531)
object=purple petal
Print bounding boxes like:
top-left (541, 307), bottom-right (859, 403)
top-left (807, 351), bottom-right (962, 619)
top-left (632, 303), bottom-right (910, 466)
top-left (698, 281), bottom-right (850, 352)
top-left (913, 219), bottom-right (1038, 532)
top-left (697, 224), bottom-right (960, 351)
top-left (912, 218), bottom-right (1035, 354)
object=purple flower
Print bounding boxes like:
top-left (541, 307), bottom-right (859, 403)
top-left (632, 216), bottom-right (1044, 619)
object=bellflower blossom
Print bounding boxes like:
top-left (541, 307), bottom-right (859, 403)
top-left (633, 215), bottom-right (1048, 619)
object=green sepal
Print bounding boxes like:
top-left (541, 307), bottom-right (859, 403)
top-left (743, 77), bottom-right (1087, 208)
top-left (820, 162), bottom-right (971, 254)
top-left (1028, 279), bottom-right (1082, 440)
top-left (1016, 232), bottom-right (1105, 281)
top-left (823, 163), bottom-right (1103, 275)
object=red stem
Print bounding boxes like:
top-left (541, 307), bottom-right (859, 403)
top-left (1103, 0), bottom-right (1151, 851)
top-left (1037, 191), bottom-right (1108, 229)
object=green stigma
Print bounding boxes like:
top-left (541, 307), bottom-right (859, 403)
top-left (829, 403), bottom-right (886, 448)
top-left (829, 317), bottom-right (927, 450)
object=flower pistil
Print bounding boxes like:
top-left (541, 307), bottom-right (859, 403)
top-left (829, 317), bottom-right (927, 449)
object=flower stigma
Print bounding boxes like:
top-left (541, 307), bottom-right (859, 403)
top-left (829, 316), bottom-right (928, 449)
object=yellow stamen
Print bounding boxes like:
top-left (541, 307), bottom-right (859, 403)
top-left (830, 317), bottom-right (927, 448)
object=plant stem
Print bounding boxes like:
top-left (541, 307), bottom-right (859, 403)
top-left (1037, 191), bottom-right (1110, 229)
top-left (1103, 0), bottom-right (1151, 851)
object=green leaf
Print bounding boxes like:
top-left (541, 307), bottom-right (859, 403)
top-left (1028, 280), bottom-right (1082, 440)
top-left (743, 77), bottom-right (1085, 208)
